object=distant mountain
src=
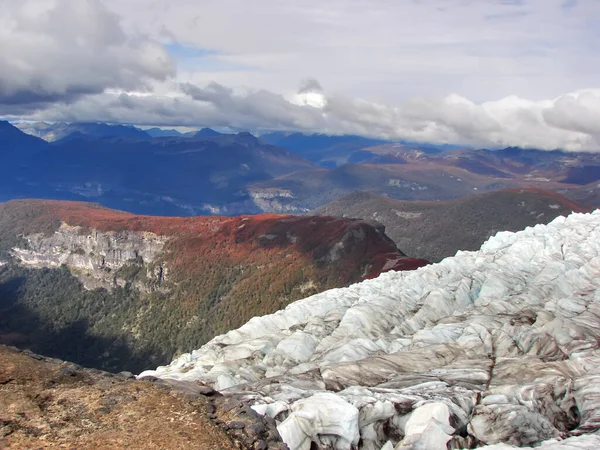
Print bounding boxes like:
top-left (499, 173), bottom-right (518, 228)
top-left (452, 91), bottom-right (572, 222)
top-left (259, 132), bottom-right (389, 167)
top-left (0, 199), bottom-right (427, 372)
top-left (0, 121), bottom-right (51, 201)
top-left (3, 121), bottom-right (599, 216)
top-left (257, 132), bottom-right (466, 168)
top-left (15, 121), bottom-right (150, 142)
top-left (144, 127), bottom-right (184, 138)
top-left (0, 120), bottom-right (48, 153)
top-left (247, 147), bottom-right (600, 213)
top-left (441, 147), bottom-right (600, 183)
top-left (247, 161), bottom-right (564, 214)
top-left (0, 124), bottom-right (316, 215)
top-left (194, 127), bottom-right (222, 138)
top-left (312, 188), bottom-right (590, 262)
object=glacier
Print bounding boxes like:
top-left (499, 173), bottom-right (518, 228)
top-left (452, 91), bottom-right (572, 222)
top-left (140, 210), bottom-right (600, 450)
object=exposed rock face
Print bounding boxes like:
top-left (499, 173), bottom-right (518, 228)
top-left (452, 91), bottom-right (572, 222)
top-left (142, 211), bottom-right (600, 449)
top-left (249, 188), bottom-right (307, 214)
top-left (13, 223), bottom-right (166, 290)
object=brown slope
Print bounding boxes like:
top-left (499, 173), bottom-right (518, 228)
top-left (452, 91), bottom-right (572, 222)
top-left (312, 188), bottom-right (591, 263)
top-left (248, 162), bottom-right (577, 214)
top-left (0, 345), bottom-right (284, 449)
top-left (0, 200), bottom-right (427, 372)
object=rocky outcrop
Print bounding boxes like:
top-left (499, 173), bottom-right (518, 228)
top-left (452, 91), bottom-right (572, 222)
top-left (249, 188), bottom-right (308, 214)
top-left (12, 223), bottom-right (167, 291)
top-left (0, 345), bottom-right (285, 449)
top-left (142, 211), bottom-right (600, 449)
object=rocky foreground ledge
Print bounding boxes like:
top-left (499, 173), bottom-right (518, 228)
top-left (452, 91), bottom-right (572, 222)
top-left (0, 345), bottom-right (285, 449)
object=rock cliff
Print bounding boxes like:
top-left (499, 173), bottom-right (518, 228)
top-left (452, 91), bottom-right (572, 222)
top-left (13, 223), bottom-right (167, 291)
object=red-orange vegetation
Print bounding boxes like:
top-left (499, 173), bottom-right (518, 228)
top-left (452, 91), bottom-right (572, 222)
top-left (0, 199), bottom-right (426, 280)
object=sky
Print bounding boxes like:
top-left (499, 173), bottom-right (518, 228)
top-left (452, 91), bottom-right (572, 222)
top-left (1, 0), bottom-right (600, 150)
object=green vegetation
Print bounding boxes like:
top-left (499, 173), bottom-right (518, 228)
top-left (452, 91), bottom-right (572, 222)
top-left (0, 264), bottom-right (161, 372)
top-left (0, 260), bottom-right (328, 373)
top-left (314, 189), bottom-right (589, 262)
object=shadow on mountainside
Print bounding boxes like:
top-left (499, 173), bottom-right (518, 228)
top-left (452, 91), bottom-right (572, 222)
top-left (0, 268), bottom-right (166, 373)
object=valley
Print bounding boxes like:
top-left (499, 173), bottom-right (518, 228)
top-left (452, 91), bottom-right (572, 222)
top-left (1, 122), bottom-right (599, 449)
top-left (2, 122), bottom-right (599, 217)
top-left (143, 210), bottom-right (600, 450)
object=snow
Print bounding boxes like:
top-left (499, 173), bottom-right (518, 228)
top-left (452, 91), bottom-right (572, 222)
top-left (140, 211), bottom-right (600, 449)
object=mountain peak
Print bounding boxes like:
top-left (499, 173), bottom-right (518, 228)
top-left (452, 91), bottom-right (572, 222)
top-left (0, 120), bottom-right (48, 150)
top-left (194, 127), bottom-right (222, 138)
top-left (0, 120), bottom-right (19, 132)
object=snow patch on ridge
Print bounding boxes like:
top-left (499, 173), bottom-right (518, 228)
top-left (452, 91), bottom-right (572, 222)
top-left (141, 211), bottom-right (600, 449)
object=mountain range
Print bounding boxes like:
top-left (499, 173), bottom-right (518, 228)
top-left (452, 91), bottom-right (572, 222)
top-left (259, 132), bottom-right (390, 168)
top-left (14, 121), bottom-right (151, 142)
top-left (1, 121), bottom-right (315, 215)
top-left (2, 120), bottom-right (600, 449)
top-left (250, 146), bottom-right (600, 213)
top-left (2, 121), bottom-right (600, 216)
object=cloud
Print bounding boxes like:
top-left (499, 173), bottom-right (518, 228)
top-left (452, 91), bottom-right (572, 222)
top-left (2, 0), bottom-right (600, 151)
top-left (543, 91), bottom-right (600, 137)
top-left (12, 81), bottom-right (600, 151)
top-left (0, 0), bottom-right (174, 113)
top-left (298, 78), bottom-right (323, 95)
top-left (103, 0), bottom-right (600, 102)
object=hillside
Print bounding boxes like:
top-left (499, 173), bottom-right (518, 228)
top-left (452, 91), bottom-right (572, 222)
top-left (250, 162), bottom-right (578, 214)
top-left (259, 132), bottom-right (388, 167)
top-left (0, 345), bottom-right (284, 449)
top-left (247, 146), bottom-right (600, 213)
top-left (143, 210), bottom-right (600, 450)
top-left (0, 200), bottom-right (426, 372)
top-left (313, 188), bottom-right (590, 262)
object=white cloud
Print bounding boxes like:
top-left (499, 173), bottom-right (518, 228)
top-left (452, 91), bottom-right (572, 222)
top-left (103, 0), bottom-right (600, 102)
top-left (2, 0), bottom-right (600, 150)
top-left (12, 81), bottom-right (600, 151)
top-left (0, 0), bottom-right (174, 113)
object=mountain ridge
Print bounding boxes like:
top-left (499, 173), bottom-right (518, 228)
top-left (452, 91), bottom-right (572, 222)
top-left (0, 122), bottom-right (317, 215)
top-left (312, 188), bottom-right (591, 262)
top-left (3, 121), bottom-right (600, 215)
